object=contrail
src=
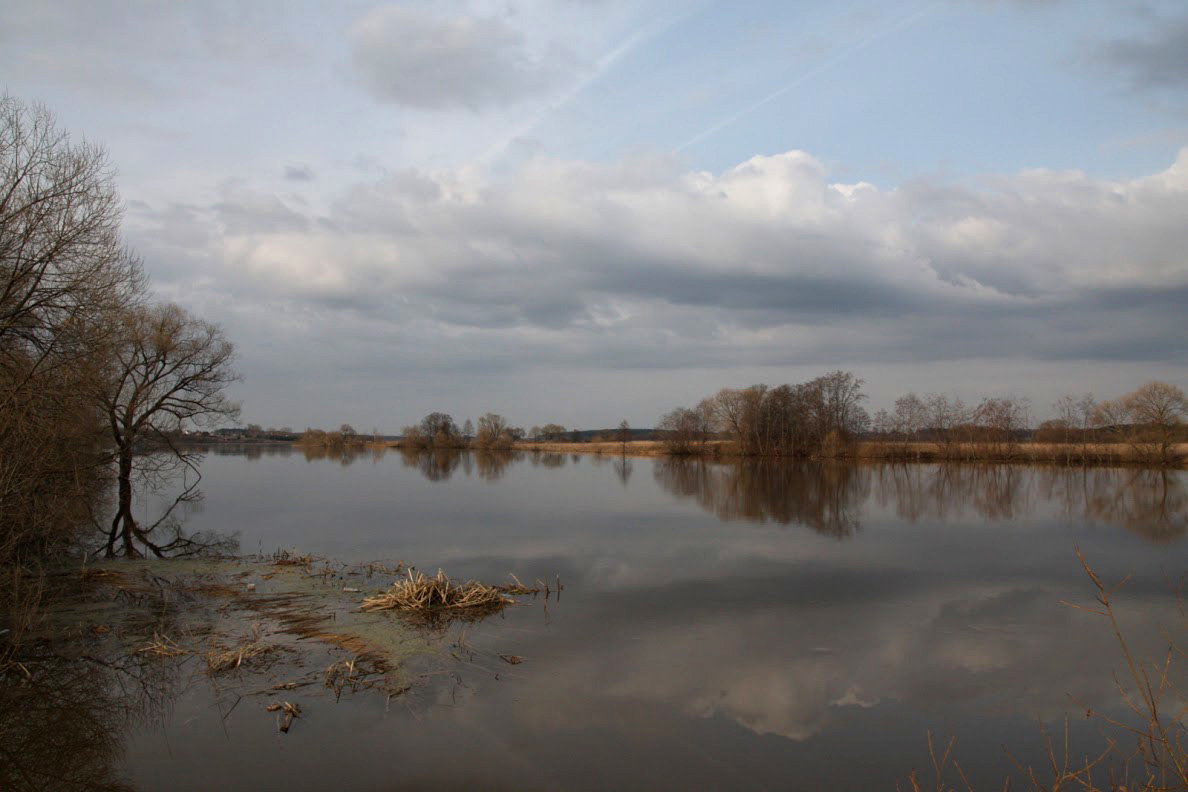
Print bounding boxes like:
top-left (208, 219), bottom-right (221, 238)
top-left (482, 12), bottom-right (692, 164)
top-left (675, 1), bottom-right (942, 154)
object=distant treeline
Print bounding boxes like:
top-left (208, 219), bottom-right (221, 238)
top-left (657, 373), bottom-right (1186, 465)
top-left (377, 374), bottom-right (1185, 466)
top-left (400, 413), bottom-right (523, 450)
top-left (296, 424), bottom-right (374, 449)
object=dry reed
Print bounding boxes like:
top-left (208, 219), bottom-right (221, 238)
top-left (359, 569), bottom-right (515, 613)
top-left (206, 626), bottom-right (276, 674)
top-left (134, 632), bottom-right (188, 658)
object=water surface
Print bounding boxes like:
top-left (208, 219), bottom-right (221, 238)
top-left (24, 449), bottom-right (1188, 789)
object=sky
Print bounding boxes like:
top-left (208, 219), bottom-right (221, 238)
top-left (2, 0), bottom-right (1186, 431)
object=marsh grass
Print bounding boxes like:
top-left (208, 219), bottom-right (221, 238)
top-left (359, 569), bottom-right (541, 616)
top-left (134, 632), bottom-right (188, 659)
top-left (205, 625), bottom-right (279, 674)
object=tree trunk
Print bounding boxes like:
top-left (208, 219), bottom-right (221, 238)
top-left (110, 449), bottom-right (138, 557)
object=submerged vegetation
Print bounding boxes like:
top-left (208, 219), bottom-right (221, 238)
top-left (0, 550), bottom-right (555, 790)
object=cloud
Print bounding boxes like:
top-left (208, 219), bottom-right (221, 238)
top-left (349, 6), bottom-right (572, 110)
top-left (284, 164), bottom-right (315, 181)
top-left (1092, 14), bottom-right (1188, 94)
top-left (125, 145), bottom-right (1188, 427)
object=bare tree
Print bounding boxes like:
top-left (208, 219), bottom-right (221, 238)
top-left (475, 412), bottom-right (511, 449)
top-left (94, 302), bottom-right (239, 557)
top-left (658, 407), bottom-right (700, 454)
top-left (1053, 392), bottom-right (1097, 462)
top-left (1097, 381), bottom-right (1187, 464)
top-left (539, 422), bottom-right (566, 441)
top-left (814, 370), bottom-right (869, 443)
top-left (1125, 382), bottom-right (1186, 463)
top-left (925, 394), bottom-right (968, 459)
top-left (418, 412), bottom-right (455, 442)
top-left (616, 419), bottom-right (631, 454)
top-left (1, 96), bottom-right (145, 646)
top-left (973, 396), bottom-right (1030, 459)
top-left (893, 392), bottom-right (928, 460)
top-left (1, 96), bottom-right (143, 378)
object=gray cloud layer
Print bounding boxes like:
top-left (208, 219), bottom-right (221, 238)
top-left (1094, 14), bottom-right (1188, 93)
top-left (130, 148), bottom-right (1188, 382)
top-left (350, 6), bottom-right (572, 110)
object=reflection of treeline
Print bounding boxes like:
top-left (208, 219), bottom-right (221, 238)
top-left (299, 443), bottom-right (387, 466)
top-left (1037, 467), bottom-right (1187, 544)
top-left (658, 373), bottom-right (1186, 466)
top-left (653, 458), bottom-right (869, 538)
top-left (397, 447), bottom-right (519, 481)
top-left (654, 458), bottom-right (1186, 544)
top-left (1, 658), bottom-right (142, 791)
top-left (1, 571), bottom-right (189, 791)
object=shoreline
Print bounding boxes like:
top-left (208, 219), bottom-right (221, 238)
top-left (209, 437), bottom-right (1186, 468)
top-left (427, 439), bottom-right (1188, 467)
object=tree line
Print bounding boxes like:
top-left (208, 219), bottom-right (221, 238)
top-left (2, 96), bottom-right (239, 653)
top-left (399, 412), bottom-right (527, 450)
top-left (657, 372), bottom-right (1186, 465)
top-left (658, 371), bottom-right (871, 456)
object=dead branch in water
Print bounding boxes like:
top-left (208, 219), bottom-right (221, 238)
top-left (265, 700), bottom-right (300, 733)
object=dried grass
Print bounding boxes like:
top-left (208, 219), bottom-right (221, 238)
top-left (205, 626), bottom-right (277, 674)
top-left (360, 569), bottom-right (515, 614)
top-left (134, 632), bottom-right (188, 658)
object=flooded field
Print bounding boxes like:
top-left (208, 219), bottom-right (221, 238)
top-left (6, 447), bottom-right (1187, 790)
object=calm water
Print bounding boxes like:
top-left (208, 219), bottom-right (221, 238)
top-left (27, 448), bottom-right (1188, 789)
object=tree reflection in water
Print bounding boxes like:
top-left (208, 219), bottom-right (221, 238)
top-left (656, 459), bottom-right (1187, 544)
top-left (1, 659), bottom-right (145, 791)
top-left (529, 451), bottom-right (567, 469)
top-left (395, 449), bottom-right (520, 482)
top-left (654, 459), bottom-right (868, 538)
top-left (1, 572), bottom-right (197, 792)
top-left (298, 444), bottom-right (387, 466)
top-left (1038, 467), bottom-right (1187, 543)
top-left (613, 457), bottom-right (633, 487)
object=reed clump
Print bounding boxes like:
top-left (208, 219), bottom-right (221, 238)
top-left (205, 626), bottom-right (277, 674)
top-left (134, 633), bottom-right (188, 659)
top-left (359, 569), bottom-right (536, 614)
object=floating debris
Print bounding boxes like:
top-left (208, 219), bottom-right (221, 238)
top-left (498, 654), bottom-right (523, 665)
top-left (265, 700), bottom-right (301, 733)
